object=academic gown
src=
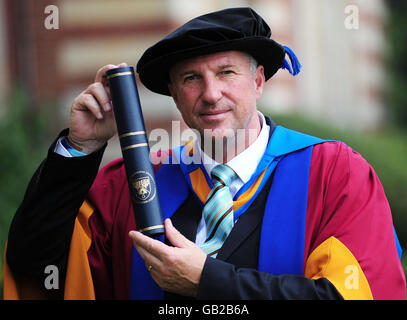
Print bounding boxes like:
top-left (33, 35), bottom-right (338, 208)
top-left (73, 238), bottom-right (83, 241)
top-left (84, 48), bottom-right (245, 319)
top-left (4, 119), bottom-right (406, 300)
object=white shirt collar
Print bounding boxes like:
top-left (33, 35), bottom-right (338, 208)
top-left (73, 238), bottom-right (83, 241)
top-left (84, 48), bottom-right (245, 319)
top-left (197, 111), bottom-right (270, 184)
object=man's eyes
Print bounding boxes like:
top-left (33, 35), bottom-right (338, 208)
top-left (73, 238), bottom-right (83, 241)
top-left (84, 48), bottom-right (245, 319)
top-left (220, 70), bottom-right (235, 75)
top-left (182, 70), bottom-right (236, 83)
top-left (183, 74), bottom-right (199, 82)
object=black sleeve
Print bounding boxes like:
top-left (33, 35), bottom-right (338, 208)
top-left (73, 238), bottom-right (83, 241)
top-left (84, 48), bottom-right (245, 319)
top-left (196, 257), bottom-right (343, 300)
top-left (6, 129), bottom-right (106, 280)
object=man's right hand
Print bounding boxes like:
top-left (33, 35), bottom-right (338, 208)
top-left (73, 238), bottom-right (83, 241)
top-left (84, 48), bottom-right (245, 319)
top-left (68, 63), bottom-right (128, 154)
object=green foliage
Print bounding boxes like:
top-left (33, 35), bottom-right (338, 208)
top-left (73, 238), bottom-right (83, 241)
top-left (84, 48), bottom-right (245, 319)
top-left (0, 90), bottom-right (49, 298)
top-left (387, 1), bottom-right (407, 129)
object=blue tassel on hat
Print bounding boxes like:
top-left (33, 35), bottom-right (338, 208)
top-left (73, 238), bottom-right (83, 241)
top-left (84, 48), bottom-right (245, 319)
top-left (281, 46), bottom-right (301, 76)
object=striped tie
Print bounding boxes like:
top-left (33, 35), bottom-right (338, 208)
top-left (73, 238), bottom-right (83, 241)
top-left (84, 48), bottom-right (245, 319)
top-left (200, 164), bottom-right (237, 258)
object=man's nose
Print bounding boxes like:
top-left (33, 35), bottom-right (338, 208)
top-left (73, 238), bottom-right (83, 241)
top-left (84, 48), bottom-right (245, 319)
top-left (201, 77), bottom-right (222, 105)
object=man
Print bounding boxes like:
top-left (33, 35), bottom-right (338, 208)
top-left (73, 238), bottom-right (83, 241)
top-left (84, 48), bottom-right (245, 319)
top-left (4, 7), bottom-right (406, 300)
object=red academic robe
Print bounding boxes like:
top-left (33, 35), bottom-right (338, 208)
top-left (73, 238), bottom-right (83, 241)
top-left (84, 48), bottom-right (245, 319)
top-left (4, 141), bottom-right (406, 299)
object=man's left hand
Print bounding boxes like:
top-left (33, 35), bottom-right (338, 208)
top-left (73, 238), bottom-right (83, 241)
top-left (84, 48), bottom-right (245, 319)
top-left (129, 218), bottom-right (207, 297)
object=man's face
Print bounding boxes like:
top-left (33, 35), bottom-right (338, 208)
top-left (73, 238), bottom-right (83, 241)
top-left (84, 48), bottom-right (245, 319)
top-left (168, 51), bottom-right (265, 140)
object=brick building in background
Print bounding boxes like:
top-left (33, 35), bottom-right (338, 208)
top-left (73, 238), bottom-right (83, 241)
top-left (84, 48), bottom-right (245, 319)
top-left (0, 0), bottom-right (389, 164)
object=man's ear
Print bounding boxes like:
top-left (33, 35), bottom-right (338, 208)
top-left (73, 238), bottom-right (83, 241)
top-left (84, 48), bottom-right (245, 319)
top-left (254, 65), bottom-right (265, 100)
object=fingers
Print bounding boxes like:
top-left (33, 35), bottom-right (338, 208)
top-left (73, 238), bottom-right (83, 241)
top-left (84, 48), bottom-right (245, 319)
top-left (129, 230), bottom-right (168, 275)
top-left (73, 81), bottom-right (111, 120)
top-left (73, 92), bottom-right (104, 120)
top-left (129, 230), bottom-right (169, 258)
top-left (90, 62), bottom-right (129, 114)
top-left (94, 62), bottom-right (127, 82)
top-left (128, 224), bottom-right (205, 297)
top-left (129, 219), bottom-right (193, 256)
top-left (95, 62), bottom-right (128, 85)
top-left (74, 60), bottom-right (128, 119)
top-left (138, 244), bottom-right (161, 270)
top-left (85, 82), bottom-right (111, 114)
top-left (165, 218), bottom-right (192, 248)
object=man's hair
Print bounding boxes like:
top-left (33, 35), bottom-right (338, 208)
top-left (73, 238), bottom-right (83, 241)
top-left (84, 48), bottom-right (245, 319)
top-left (246, 53), bottom-right (258, 75)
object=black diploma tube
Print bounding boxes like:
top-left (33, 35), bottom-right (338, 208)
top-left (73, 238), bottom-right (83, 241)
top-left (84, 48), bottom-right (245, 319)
top-left (106, 66), bottom-right (164, 237)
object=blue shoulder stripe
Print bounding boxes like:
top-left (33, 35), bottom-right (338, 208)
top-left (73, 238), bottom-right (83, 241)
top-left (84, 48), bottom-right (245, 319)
top-left (268, 126), bottom-right (325, 157)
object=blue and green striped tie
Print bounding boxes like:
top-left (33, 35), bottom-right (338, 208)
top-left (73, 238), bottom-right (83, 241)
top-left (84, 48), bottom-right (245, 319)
top-left (200, 164), bottom-right (237, 258)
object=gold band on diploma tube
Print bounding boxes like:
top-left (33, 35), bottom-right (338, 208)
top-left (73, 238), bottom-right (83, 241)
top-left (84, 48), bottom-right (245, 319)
top-left (122, 143), bottom-right (148, 152)
top-left (119, 131), bottom-right (146, 139)
top-left (106, 71), bottom-right (133, 80)
top-left (138, 225), bottom-right (164, 234)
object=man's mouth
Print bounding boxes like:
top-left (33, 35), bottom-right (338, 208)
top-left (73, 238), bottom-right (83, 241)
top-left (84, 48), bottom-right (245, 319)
top-left (199, 109), bottom-right (230, 121)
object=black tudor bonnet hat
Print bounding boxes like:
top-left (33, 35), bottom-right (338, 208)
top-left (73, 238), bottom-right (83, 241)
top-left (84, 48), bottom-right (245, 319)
top-left (136, 7), bottom-right (301, 96)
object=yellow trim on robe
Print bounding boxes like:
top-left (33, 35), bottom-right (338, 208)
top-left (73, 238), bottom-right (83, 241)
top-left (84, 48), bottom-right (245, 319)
top-left (64, 200), bottom-right (95, 299)
top-left (304, 236), bottom-right (373, 300)
top-left (189, 168), bottom-right (211, 203)
top-left (3, 201), bottom-right (96, 300)
top-left (4, 242), bottom-right (49, 299)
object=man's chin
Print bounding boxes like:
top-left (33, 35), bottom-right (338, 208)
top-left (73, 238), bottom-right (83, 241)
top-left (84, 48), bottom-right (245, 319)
top-left (201, 127), bottom-right (236, 141)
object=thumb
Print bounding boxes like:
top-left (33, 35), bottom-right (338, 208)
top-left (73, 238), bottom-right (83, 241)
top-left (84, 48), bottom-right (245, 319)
top-left (165, 218), bottom-right (192, 248)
